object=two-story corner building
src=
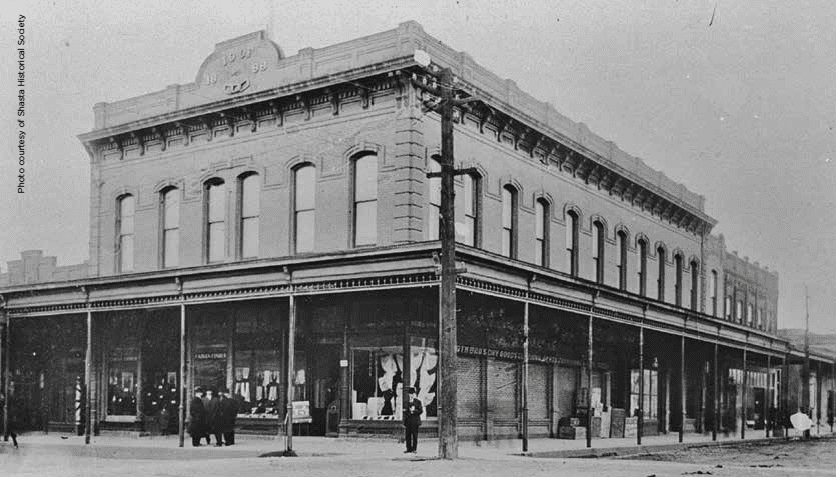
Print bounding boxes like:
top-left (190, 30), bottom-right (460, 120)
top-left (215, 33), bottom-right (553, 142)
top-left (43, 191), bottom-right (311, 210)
top-left (1, 22), bottom-right (832, 441)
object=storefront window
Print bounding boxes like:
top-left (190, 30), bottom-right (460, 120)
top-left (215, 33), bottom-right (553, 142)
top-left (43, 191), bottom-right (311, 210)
top-left (232, 307), bottom-right (283, 418)
top-left (350, 339), bottom-right (438, 420)
top-left (630, 368), bottom-right (658, 419)
top-left (107, 345), bottom-right (138, 417)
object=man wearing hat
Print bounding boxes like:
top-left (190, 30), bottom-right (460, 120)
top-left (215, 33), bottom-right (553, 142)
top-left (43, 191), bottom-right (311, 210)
top-left (188, 387), bottom-right (207, 447)
top-left (403, 387), bottom-right (423, 453)
top-left (204, 387), bottom-right (222, 446)
top-left (218, 386), bottom-right (236, 446)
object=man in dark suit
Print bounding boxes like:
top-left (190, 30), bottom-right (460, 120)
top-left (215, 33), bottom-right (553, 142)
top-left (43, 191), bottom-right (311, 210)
top-left (188, 387), bottom-right (207, 447)
top-left (205, 387), bottom-right (222, 446)
top-left (403, 387), bottom-right (422, 453)
top-left (218, 386), bottom-right (236, 445)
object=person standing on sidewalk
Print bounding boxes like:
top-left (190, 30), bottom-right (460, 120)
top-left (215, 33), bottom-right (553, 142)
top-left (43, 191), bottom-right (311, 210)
top-left (188, 387), bottom-right (207, 447)
top-left (403, 387), bottom-right (422, 454)
top-left (218, 387), bottom-right (236, 446)
top-left (0, 391), bottom-right (19, 448)
top-left (205, 388), bottom-right (222, 446)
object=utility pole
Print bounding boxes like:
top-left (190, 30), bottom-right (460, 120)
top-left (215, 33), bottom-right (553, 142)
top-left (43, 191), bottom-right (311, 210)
top-left (412, 52), bottom-right (477, 460)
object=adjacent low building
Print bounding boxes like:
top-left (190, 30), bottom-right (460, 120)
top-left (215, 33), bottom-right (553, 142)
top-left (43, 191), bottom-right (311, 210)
top-left (1, 22), bottom-right (833, 441)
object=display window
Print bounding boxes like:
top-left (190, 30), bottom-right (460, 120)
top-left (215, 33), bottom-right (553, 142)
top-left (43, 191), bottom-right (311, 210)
top-left (630, 368), bottom-right (658, 418)
top-left (191, 312), bottom-right (232, 394)
top-left (351, 338), bottom-right (437, 420)
top-left (107, 345), bottom-right (139, 417)
top-left (232, 306), bottom-right (284, 419)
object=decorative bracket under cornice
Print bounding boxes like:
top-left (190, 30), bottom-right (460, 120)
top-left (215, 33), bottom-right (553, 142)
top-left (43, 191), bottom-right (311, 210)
top-left (130, 132), bottom-right (145, 156)
top-left (219, 112), bottom-right (235, 137)
top-left (109, 136), bottom-right (124, 160)
top-left (175, 121), bottom-right (190, 146)
top-left (152, 127), bottom-right (166, 151)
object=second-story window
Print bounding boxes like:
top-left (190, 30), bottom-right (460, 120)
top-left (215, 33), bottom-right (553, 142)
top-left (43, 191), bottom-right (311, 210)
top-left (746, 303), bottom-right (753, 326)
top-left (724, 295), bottom-right (732, 320)
top-left (205, 179), bottom-right (226, 263)
top-left (710, 270), bottom-right (718, 316)
top-left (535, 199), bottom-right (549, 267)
top-left (657, 246), bottom-right (666, 301)
top-left (294, 165), bottom-right (316, 253)
top-left (674, 254), bottom-right (683, 307)
top-left (757, 307), bottom-right (763, 329)
top-left (617, 230), bottom-right (627, 290)
top-left (239, 173), bottom-right (260, 259)
top-left (353, 153), bottom-right (378, 247)
top-left (456, 174), bottom-right (479, 246)
top-left (428, 158), bottom-right (441, 241)
top-left (736, 300), bottom-right (743, 323)
top-left (592, 221), bottom-right (605, 284)
top-left (501, 185), bottom-right (518, 258)
top-left (566, 210), bottom-right (579, 276)
top-left (637, 238), bottom-right (647, 296)
top-left (690, 260), bottom-right (699, 311)
top-left (117, 194), bottom-right (135, 272)
top-left (161, 188), bottom-right (179, 268)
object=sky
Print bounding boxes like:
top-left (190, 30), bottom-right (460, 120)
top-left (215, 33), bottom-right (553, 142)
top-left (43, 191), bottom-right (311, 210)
top-left (0, 0), bottom-right (834, 332)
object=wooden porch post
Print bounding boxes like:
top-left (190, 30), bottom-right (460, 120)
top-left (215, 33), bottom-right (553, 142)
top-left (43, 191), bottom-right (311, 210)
top-left (285, 292), bottom-right (296, 454)
top-left (679, 333), bottom-right (685, 443)
top-left (741, 347), bottom-right (747, 439)
top-left (178, 299), bottom-right (186, 447)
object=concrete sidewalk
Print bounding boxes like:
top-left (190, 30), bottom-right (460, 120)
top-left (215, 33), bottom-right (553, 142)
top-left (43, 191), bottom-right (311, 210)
top-left (6, 426), bottom-right (833, 462)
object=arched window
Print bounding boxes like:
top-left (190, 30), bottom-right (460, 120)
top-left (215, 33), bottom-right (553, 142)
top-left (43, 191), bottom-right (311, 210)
top-left (637, 238), bottom-right (648, 296)
top-left (161, 188), bottom-right (179, 268)
top-left (239, 173), bottom-right (260, 258)
top-left (428, 158), bottom-right (441, 241)
top-left (746, 303), bottom-right (754, 326)
top-left (617, 230), bottom-right (627, 290)
top-left (566, 210), bottom-right (579, 276)
top-left (501, 185), bottom-right (518, 258)
top-left (456, 173), bottom-right (479, 246)
top-left (710, 270), bottom-right (718, 316)
top-left (690, 260), bottom-right (699, 311)
top-left (657, 246), bottom-right (666, 301)
top-left (116, 194), bottom-right (135, 272)
top-left (353, 153), bottom-right (378, 246)
top-left (205, 179), bottom-right (226, 263)
top-left (592, 221), bottom-right (605, 284)
top-left (535, 199), bottom-right (549, 267)
top-left (736, 300), bottom-right (743, 323)
top-left (724, 295), bottom-right (732, 320)
top-left (674, 254), bottom-right (683, 307)
top-left (294, 165), bottom-right (316, 253)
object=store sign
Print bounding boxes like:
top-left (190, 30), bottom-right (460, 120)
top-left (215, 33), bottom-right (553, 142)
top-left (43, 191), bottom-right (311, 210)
top-left (291, 400), bottom-right (312, 423)
top-left (195, 351), bottom-right (227, 360)
top-left (457, 345), bottom-right (573, 365)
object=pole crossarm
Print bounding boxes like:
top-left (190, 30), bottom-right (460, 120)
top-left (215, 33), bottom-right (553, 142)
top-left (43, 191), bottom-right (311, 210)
top-left (427, 167), bottom-right (479, 179)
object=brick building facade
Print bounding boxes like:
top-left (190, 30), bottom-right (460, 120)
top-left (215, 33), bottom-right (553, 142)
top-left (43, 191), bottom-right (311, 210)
top-left (0, 22), bottom-right (831, 441)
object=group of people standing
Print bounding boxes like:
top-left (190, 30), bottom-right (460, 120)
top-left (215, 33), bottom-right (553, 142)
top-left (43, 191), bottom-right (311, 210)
top-left (188, 386), bottom-right (236, 447)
